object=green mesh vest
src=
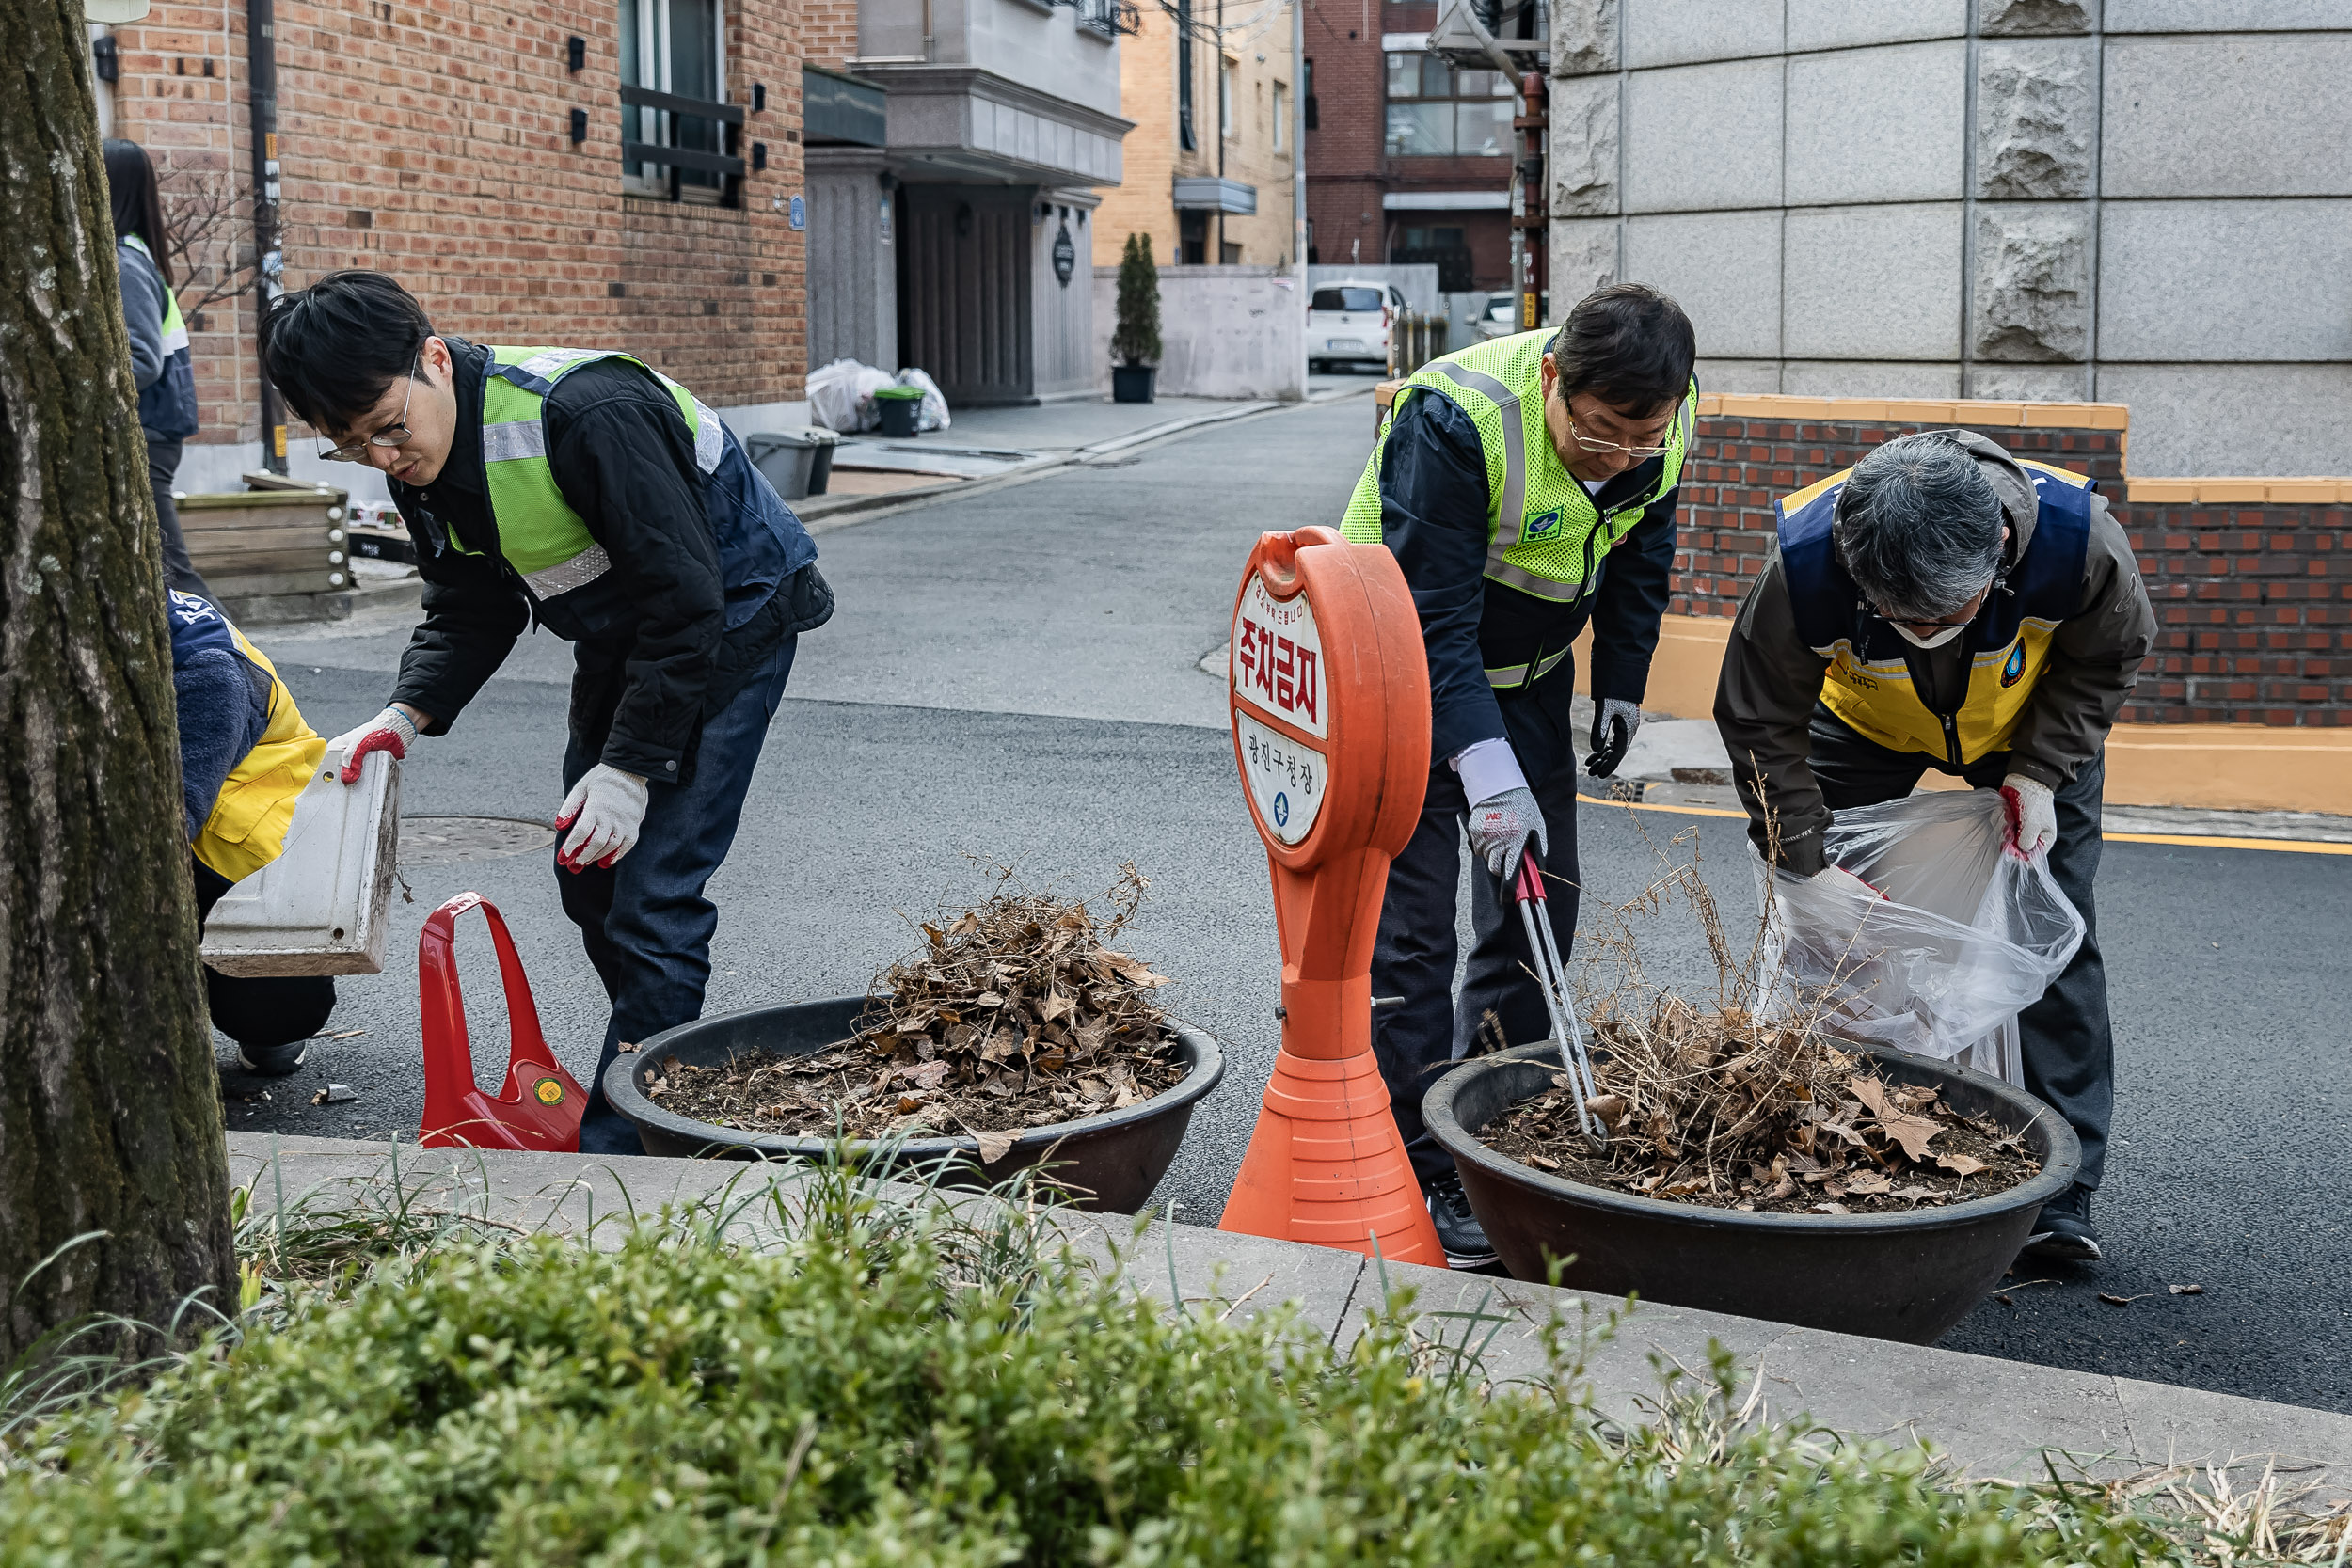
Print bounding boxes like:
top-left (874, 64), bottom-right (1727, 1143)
top-left (1341, 328), bottom-right (1694, 628)
top-left (458, 346), bottom-right (725, 599)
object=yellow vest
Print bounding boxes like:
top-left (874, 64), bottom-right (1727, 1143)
top-left (172, 593), bottom-right (326, 882)
top-left (1776, 459), bottom-right (2098, 766)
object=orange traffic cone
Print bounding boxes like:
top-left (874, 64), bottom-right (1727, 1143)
top-left (1216, 527), bottom-right (1444, 1266)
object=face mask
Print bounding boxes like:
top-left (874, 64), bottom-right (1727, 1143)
top-left (1891, 621), bottom-right (1966, 650)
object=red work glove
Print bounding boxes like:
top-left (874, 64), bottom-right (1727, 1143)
top-left (2000, 774), bottom-right (2057, 860)
top-left (326, 706), bottom-right (419, 784)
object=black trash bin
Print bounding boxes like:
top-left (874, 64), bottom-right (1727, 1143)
top-left (874, 386), bottom-right (924, 439)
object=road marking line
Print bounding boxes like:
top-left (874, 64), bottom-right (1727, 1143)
top-left (1579, 796), bottom-right (2352, 856)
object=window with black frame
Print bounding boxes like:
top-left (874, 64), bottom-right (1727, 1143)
top-left (620, 0), bottom-right (743, 203)
top-left (1383, 52), bottom-right (1512, 157)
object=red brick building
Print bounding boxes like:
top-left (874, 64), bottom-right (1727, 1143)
top-left (89, 0), bottom-right (809, 499)
top-left (1301, 0), bottom-right (1513, 292)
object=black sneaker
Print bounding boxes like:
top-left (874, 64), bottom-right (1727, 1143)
top-left (2021, 1182), bottom-right (2102, 1263)
top-left (234, 1038), bottom-right (310, 1078)
top-left (1426, 1170), bottom-right (1499, 1270)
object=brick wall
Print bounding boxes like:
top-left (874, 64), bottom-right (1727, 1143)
top-left (1302, 1), bottom-right (1510, 284)
top-left (107, 0), bottom-right (806, 454)
top-left (1673, 402), bottom-right (2350, 728)
top-left (802, 0), bottom-right (858, 71)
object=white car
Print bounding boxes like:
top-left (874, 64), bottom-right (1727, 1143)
top-left (1308, 280), bottom-right (1408, 372)
top-left (1475, 290), bottom-right (1549, 340)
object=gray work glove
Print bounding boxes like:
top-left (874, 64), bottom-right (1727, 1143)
top-left (1584, 698), bottom-right (1642, 778)
top-left (1467, 786), bottom-right (1548, 883)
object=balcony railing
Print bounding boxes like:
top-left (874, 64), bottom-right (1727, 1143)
top-left (620, 85), bottom-right (747, 205)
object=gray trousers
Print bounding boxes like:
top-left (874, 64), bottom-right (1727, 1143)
top-left (1807, 706), bottom-right (2115, 1189)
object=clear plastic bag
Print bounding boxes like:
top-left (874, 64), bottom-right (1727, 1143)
top-left (1755, 787), bottom-right (2084, 1085)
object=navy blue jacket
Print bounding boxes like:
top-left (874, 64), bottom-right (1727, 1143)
top-left (1372, 391), bottom-right (1678, 761)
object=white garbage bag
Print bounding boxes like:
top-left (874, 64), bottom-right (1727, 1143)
top-left (1756, 787), bottom-right (2083, 1085)
top-left (807, 357), bottom-right (895, 433)
top-left (894, 367), bottom-right (951, 432)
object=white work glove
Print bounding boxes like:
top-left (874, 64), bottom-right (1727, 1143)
top-left (1813, 865), bottom-right (1887, 901)
top-left (1467, 786), bottom-right (1548, 884)
top-left (1585, 698), bottom-right (1642, 778)
top-left (555, 764), bottom-right (650, 871)
top-left (2000, 774), bottom-right (2057, 860)
top-left (326, 705), bottom-right (419, 784)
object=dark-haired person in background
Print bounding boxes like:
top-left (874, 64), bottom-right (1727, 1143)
top-left (1715, 431), bottom-right (2153, 1262)
top-left (1338, 282), bottom-right (1699, 1267)
top-left (105, 138), bottom-right (210, 597)
top-left (262, 271), bottom-right (833, 1154)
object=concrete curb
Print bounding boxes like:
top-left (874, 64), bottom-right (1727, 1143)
top-left (224, 1132), bottom-right (2352, 1489)
top-left (795, 399), bottom-right (1301, 535)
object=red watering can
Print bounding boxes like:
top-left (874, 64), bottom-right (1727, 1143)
top-left (417, 892), bottom-right (584, 1150)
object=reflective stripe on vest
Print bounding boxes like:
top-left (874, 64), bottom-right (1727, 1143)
top-left (121, 234), bottom-right (190, 354)
top-left (466, 346), bottom-right (726, 599)
top-left (169, 591), bottom-right (326, 883)
top-left (1777, 457), bottom-right (2097, 765)
top-left (1483, 645), bottom-right (1572, 689)
top-left (1340, 328), bottom-right (1695, 604)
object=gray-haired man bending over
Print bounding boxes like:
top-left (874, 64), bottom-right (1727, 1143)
top-left (1715, 431), bottom-right (2153, 1262)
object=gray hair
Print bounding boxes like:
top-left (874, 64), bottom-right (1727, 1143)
top-left (1833, 433), bottom-right (2005, 621)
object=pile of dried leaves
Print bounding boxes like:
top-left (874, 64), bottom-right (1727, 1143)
top-left (647, 867), bottom-right (1185, 1157)
top-left (1485, 996), bottom-right (2040, 1213)
top-left (1480, 826), bottom-right (2040, 1214)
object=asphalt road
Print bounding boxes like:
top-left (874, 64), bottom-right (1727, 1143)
top-left (233, 397), bottom-right (2351, 1415)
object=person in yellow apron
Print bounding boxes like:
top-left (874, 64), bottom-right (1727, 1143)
top-left (1716, 432), bottom-right (2154, 1262)
top-left (170, 590), bottom-right (339, 1074)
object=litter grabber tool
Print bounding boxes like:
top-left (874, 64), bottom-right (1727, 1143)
top-left (417, 892), bottom-right (584, 1151)
top-left (1512, 857), bottom-right (1606, 1147)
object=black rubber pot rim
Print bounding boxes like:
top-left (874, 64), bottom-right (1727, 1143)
top-left (1426, 1040), bottom-right (2081, 1235)
top-left (602, 1006), bottom-right (1226, 1161)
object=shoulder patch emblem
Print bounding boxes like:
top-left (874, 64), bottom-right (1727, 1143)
top-left (1524, 507), bottom-right (1564, 540)
top-left (2000, 642), bottom-right (2027, 688)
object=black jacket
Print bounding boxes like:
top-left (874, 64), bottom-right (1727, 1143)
top-left (1373, 390), bottom-right (1679, 761)
top-left (387, 337), bottom-right (823, 782)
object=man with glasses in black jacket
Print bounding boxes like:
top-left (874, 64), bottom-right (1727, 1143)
top-left (262, 271), bottom-right (832, 1153)
top-left (1338, 283), bottom-right (1698, 1266)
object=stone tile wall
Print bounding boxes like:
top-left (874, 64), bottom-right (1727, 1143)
top-left (1671, 399), bottom-right (2350, 726)
top-left (1549, 0), bottom-right (2352, 476)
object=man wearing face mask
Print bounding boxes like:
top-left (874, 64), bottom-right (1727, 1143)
top-left (1340, 283), bottom-right (1698, 1268)
top-left (1716, 431), bottom-right (2153, 1262)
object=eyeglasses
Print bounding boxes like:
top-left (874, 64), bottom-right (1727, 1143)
top-left (320, 357), bottom-right (421, 462)
top-left (1563, 411), bottom-right (1674, 461)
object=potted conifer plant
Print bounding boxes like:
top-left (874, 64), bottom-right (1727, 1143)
top-left (1110, 232), bottom-right (1161, 403)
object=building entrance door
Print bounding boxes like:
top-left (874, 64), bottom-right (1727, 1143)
top-left (898, 184), bottom-right (1036, 407)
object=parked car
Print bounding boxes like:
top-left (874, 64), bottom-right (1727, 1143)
top-left (1475, 290), bottom-right (1549, 341)
top-left (1308, 280), bottom-right (1408, 373)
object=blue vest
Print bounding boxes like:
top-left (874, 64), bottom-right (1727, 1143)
top-left (1778, 459), bottom-right (2096, 764)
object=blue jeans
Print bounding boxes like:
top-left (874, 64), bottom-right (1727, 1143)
top-left (563, 635), bottom-right (798, 1153)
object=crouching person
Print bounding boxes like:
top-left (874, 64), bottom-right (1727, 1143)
top-left (171, 589), bottom-right (339, 1072)
top-left (1715, 433), bottom-right (2153, 1263)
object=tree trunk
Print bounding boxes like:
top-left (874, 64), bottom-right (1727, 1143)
top-left (0, 0), bottom-right (236, 1364)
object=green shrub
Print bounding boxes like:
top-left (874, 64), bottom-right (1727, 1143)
top-left (1, 1180), bottom-right (2180, 1567)
top-left (1111, 234), bottom-right (1161, 368)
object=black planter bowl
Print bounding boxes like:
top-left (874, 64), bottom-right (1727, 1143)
top-left (1111, 364), bottom-right (1156, 404)
top-left (604, 995), bottom-right (1224, 1213)
top-left (1424, 1041), bottom-right (2079, 1344)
